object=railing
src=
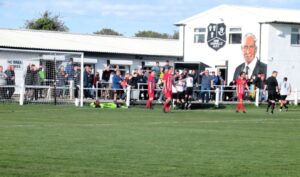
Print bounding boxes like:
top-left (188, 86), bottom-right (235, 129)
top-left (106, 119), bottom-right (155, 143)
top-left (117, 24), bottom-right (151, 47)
top-left (0, 84), bottom-right (299, 107)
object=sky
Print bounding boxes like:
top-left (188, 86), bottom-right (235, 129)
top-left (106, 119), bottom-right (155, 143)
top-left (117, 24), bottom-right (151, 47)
top-left (1, 0), bottom-right (300, 37)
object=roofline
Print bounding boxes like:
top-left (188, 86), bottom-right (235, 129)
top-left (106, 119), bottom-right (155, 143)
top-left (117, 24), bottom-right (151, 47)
top-left (0, 46), bottom-right (183, 58)
top-left (0, 27), bottom-right (179, 42)
top-left (260, 21), bottom-right (300, 25)
top-left (175, 4), bottom-right (300, 25)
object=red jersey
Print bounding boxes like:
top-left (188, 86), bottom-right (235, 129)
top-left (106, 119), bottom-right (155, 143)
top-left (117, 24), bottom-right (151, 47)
top-left (163, 73), bottom-right (172, 93)
top-left (236, 78), bottom-right (247, 95)
top-left (148, 76), bottom-right (155, 93)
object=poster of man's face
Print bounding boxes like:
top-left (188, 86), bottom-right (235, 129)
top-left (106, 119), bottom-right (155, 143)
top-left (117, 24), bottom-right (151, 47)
top-left (233, 33), bottom-right (267, 80)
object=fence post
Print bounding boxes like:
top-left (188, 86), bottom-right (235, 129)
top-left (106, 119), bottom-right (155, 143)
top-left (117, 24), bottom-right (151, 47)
top-left (69, 80), bottom-right (74, 100)
top-left (255, 88), bottom-right (260, 107)
top-left (294, 89), bottom-right (298, 106)
top-left (19, 84), bottom-right (25, 106)
top-left (137, 83), bottom-right (140, 101)
top-left (126, 86), bottom-right (131, 107)
top-left (215, 88), bottom-right (220, 107)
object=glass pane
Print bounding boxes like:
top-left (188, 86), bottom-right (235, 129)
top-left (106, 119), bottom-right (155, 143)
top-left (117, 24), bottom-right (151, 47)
top-left (194, 28), bottom-right (206, 33)
top-left (230, 28), bottom-right (242, 32)
top-left (291, 34), bottom-right (300, 45)
top-left (291, 28), bottom-right (299, 33)
top-left (229, 33), bottom-right (242, 44)
top-left (194, 34), bottom-right (205, 43)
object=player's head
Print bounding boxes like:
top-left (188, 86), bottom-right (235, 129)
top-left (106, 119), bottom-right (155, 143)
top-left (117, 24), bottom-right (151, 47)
top-left (272, 71), bottom-right (278, 77)
top-left (150, 70), bottom-right (156, 77)
top-left (284, 77), bottom-right (288, 81)
top-left (239, 71), bottom-right (246, 79)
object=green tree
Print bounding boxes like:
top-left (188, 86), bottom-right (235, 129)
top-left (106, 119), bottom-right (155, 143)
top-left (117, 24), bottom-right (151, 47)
top-left (135, 30), bottom-right (179, 39)
top-left (25, 11), bottom-right (69, 31)
top-left (94, 28), bottom-right (123, 36)
top-left (172, 31), bottom-right (179, 39)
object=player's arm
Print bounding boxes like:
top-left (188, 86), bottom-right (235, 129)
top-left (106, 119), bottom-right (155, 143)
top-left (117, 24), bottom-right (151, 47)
top-left (149, 80), bottom-right (152, 94)
top-left (245, 82), bottom-right (250, 92)
top-left (288, 84), bottom-right (292, 96)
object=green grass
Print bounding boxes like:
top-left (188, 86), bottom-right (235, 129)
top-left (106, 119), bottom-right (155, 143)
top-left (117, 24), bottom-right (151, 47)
top-left (0, 104), bottom-right (299, 177)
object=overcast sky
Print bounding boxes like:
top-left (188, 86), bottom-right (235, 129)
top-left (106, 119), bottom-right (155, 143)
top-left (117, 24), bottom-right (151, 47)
top-left (1, 0), bottom-right (300, 36)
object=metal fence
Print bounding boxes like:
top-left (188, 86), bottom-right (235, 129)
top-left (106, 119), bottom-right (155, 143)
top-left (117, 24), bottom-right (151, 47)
top-left (1, 84), bottom-right (299, 107)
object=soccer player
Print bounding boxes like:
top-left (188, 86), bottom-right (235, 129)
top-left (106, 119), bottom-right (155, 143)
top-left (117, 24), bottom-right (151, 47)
top-left (162, 66), bottom-right (174, 113)
top-left (236, 71), bottom-right (250, 113)
top-left (185, 73), bottom-right (194, 109)
top-left (146, 71), bottom-right (156, 109)
top-left (279, 77), bottom-right (291, 112)
top-left (264, 71), bottom-right (279, 114)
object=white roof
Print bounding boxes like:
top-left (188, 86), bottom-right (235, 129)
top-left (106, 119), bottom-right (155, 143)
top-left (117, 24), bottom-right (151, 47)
top-left (0, 28), bottom-right (182, 57)
top-left (176, 4), bottom-right (300, 25)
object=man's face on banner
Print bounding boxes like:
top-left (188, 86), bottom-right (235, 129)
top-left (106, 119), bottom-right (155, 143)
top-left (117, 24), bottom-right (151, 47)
top-left (241, 36), bottom-right (257, 64)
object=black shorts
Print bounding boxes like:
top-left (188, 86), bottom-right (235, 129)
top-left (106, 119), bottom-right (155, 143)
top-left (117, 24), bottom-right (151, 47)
top-left (185, 87), bottom-right (193, 96)
top-left (177, 92), bottom-right (184, 100)
top-left (280, 95), bottom-right (287, 100)
top-left (268, 91), bottom-right (278, 101)
top-left (172, 93), bottom-right (178, 99)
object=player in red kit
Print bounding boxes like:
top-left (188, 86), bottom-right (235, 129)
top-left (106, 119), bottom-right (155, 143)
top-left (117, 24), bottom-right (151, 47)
top-left (236, 71), bottom-right (250, 113)
top-left (162, 66), bottom-right (174, 113)
top-left (146, 71), bottom-right (156, 109)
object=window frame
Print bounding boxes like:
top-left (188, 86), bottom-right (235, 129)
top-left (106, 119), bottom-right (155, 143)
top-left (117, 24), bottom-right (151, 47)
top-left (291, 27), bottom-right (300, 46)
top-left (194, 27), bottom-right (206, 44)
top-left (228, 27), bottom-right (242, 44)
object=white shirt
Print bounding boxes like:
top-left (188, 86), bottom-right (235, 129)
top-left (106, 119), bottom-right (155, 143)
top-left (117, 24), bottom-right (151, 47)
top-left (279, 81), bottom-right (291, 95)
top-left (186, 76), bottom-right (194, 87)
top-left (244, 57), bottom-right (258, 77)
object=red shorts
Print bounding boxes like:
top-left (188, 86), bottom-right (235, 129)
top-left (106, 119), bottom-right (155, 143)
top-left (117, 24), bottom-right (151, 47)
top-left (164, 91), bottom-right (172, 99)
top-left (238, 93), bottom-right (244, 100)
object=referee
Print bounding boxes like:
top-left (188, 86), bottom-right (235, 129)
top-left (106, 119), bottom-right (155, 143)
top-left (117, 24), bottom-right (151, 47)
top-left (264, 71), bottom-right (279, 114)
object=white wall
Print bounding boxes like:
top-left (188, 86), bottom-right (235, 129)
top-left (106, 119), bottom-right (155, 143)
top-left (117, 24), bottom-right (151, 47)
top-left (180, 7), bottom-right (268, 82)
top-left (266, 23), bottom-right (300, 91)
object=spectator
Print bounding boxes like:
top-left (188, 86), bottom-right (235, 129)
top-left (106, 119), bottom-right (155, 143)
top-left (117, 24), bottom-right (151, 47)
top-left (151, 61), bottom-right (160, 82)
top-left (101, 65), bottom-right (111, 98)
top-left (73, 64), bottom-right (80, 99)
top-left (57, 66), bottom-right (67, 98)
top-left (38, 66), bottom-right (46, 98)
top-left (4, 65), bottom-right (15, 99)
top-left (112, 70), bottom-right (123, 102)
top-left (0, 65), bottom-right (7, 99)
top-left (137, 69), bottom-right (147, 100)
top-left (31, 65), bottom-right (39, 100)
top-left (83, 65), bottom-right (93, 99)
top-left (65, 58), bottom-right (74, 82)
top-left (93, 72), bottom-right (100, 97)
top-left (163, 60), bottom-right (170, 71)
top-left (200, 70), bottom-right (213, 103)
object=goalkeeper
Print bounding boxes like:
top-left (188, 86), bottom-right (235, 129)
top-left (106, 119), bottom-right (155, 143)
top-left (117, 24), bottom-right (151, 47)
top-left (90, 100), bottom-right (127, 109)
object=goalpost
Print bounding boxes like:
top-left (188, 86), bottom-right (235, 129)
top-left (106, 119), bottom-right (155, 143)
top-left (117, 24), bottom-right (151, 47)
top-left (0, 48), bottom-right (84, 107)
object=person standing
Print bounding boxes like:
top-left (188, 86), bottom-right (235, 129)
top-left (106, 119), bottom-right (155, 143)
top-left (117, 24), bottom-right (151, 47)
top-left (162, 66), bottom-right (174, 113)
top-left (146, 71), bottom-right (156, 109)
top-left (235, 72), bottom-right (250, 113)
top-left (0, 65), bottom-right (7, 99)
top-left (151, 61), bottom-right (160, 83)
top-left (279, 77), bottom-right (291, 112)
top-left (5, 65), bottom-right (15, 99)
top-left (264, 71), bottom-right (279, 114)
top-left (112, 70), bottom-right (123, 102)
top-left (200, 70), bottom-right (213, 103)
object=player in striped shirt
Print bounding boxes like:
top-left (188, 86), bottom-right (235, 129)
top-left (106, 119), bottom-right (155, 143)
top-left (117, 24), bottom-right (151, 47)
top-left (236, 71), bottom-right (250, 113)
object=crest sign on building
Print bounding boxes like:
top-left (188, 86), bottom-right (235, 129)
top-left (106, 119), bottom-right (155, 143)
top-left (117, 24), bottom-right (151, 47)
top-left (207, 23), bottom-right (226, 51)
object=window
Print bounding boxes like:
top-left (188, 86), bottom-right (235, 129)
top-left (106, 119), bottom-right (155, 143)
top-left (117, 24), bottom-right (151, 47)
top-left (291, 28), bottom-right (300, 45)
top-left (194, 28), bottom-right (206, 43)
top-left (229, 27), bottom-right (242, 44)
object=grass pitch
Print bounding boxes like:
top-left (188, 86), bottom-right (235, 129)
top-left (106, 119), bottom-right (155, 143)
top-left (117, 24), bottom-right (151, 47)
top-left (0, 104), bottom-right (299, 177)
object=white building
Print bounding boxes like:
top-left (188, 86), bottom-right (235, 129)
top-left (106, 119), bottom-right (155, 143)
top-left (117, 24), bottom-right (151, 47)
top-left (176, 4), bottom-right (300, 90)
top-left (0, 28), bottom-right (182, 88)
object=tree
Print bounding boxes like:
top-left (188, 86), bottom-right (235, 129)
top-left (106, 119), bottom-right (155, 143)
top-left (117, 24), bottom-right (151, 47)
top-left (135, 30), bottom-right (179, 39)
top-left (94, 28), bottom-right (123, 36)
top-left (172, 31), bottom-right (179, 39)
top-left (25, 11), bottom-right (69, 31)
